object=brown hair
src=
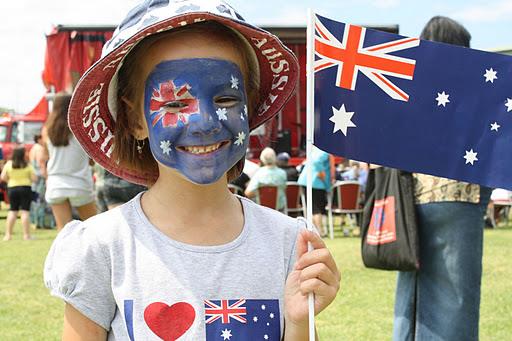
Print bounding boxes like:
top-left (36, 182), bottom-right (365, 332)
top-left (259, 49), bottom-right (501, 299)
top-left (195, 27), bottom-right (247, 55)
top-left (46, 93), bottom-right (72, 147)
top-left (114, 21), bottom-right (260, 183)
top-left (420, 16), bottom-right (471, 48)
top-left (11, 146), bottom-right (27, 169)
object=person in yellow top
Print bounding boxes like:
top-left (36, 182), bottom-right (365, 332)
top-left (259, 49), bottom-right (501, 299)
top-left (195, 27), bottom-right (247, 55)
top-left (1, 146), bottom-right (36, 240)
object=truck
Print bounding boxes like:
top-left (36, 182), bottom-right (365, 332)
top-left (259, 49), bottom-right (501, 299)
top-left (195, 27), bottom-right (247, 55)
top-left (0, 97), bottom-right (48, 160)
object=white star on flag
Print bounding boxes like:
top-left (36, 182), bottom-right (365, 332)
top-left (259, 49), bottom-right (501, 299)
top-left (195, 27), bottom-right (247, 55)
top-left (234, 131), bottom-right (246, 146)
top-left (505, 98), bottom-right (512, 112)
top-left (436, 91), bottom-right (450, 107)
top-left (160, 140), bottom-right (171, 155)
top-left (216, 108), bottom-right (228, 120)
top-left (484, 68), bottom-right (498, 83)
top-left (230, 75), bottom-right (239, 89)
top-left (330, 104), bottom-right (356, 136)
top-left (269, 313), bottom-right (275, 319)
top-left (261, 305), bottom-right (266, 310)
top-left (253, 316), bottom-right (258, 322)
top-left (464, 149), bottom-right (478, 165)
top-left (221, 328), bottom-right (232, 340)
top-left (490, 122), bottom-right (500, 132)
top-left (264, 335), bottom-right (269, 340)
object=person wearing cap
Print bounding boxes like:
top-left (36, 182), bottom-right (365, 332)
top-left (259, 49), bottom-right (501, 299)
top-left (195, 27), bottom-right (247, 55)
top-left (44, 1), bottom-right (340, 339)
top-left (277, 151), bottom-right (299, 181)
top-left (245, 147), bottom-right (287, 211)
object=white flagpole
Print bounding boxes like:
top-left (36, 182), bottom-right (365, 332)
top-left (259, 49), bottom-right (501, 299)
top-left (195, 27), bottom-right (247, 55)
top-left (306, 8), bottom-right (316, 341)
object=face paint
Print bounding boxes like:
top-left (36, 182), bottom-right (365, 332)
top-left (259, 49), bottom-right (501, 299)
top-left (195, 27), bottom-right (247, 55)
top-left (144, 58), bottom-right (250, 184)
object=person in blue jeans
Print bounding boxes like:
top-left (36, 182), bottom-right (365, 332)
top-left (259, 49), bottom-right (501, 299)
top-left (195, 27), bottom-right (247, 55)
top-left (393, 17), bottom-right (492, 341)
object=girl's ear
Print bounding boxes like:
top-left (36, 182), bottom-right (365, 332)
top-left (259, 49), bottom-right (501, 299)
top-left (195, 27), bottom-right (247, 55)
top-left (121, 96), bottom-right (148, 140)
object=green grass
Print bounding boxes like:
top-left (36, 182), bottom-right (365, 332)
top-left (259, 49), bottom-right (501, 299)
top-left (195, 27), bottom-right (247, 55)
top-left (0, 216), bottom-right (511, 340)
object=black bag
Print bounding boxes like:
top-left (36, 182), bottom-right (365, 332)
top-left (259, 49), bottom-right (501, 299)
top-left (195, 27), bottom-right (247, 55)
top-left (361, 167), bottom-right (419, 271)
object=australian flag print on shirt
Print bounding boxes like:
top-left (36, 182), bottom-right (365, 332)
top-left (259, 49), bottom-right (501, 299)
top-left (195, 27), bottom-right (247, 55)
top-left (204, 299), bottom-right (280, 340)
top-left (313, 13), bottom-right (512, 190)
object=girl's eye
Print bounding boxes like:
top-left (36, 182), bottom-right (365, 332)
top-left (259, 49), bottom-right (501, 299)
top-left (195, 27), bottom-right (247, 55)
top-left (214, 96), bottom-right (240, 108)
top-left (163, 101), bottom-right (187, 109)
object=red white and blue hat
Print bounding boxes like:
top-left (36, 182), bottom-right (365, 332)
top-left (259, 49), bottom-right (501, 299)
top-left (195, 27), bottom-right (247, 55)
top-left (68, 0), bottom-right (299, 184)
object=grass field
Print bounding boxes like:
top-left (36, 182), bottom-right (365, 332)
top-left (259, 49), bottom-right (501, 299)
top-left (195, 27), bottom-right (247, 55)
top-left (0, 216), bottom-right (511, 340)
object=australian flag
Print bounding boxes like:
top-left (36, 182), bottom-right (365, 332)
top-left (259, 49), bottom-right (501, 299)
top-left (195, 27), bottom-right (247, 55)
top-left (204, 299), bottom-right (280, 340)
top-left (313, 14), bottom-right (512, 190)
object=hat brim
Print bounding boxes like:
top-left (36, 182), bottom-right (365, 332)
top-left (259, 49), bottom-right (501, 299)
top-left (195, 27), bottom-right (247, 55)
top-left (68, 12), bottom-right (299, 185)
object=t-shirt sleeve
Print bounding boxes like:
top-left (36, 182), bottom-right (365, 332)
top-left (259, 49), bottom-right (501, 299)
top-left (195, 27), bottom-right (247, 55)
top-left (44, 220), bottom-right (116, 331)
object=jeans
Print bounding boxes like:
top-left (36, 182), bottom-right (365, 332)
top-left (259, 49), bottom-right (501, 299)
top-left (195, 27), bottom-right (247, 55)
top-left (393, 187), bottom-right (492, 341)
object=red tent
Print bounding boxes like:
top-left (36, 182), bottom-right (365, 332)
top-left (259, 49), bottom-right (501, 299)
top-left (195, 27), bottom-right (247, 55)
top-left (41, 25), bottom-right (113, 93)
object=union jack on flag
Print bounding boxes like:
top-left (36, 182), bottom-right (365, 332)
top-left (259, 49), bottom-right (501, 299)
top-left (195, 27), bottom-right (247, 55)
top-left (205, 299), bottom-right (247, 324)
top-left (314, 15), bottom-right (420, 101)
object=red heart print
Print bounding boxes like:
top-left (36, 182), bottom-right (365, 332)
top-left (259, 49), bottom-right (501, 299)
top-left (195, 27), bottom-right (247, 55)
top-left (144, 302), bottom-right (196, 341)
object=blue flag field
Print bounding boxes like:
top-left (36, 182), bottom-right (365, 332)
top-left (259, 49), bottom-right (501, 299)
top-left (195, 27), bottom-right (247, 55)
top-left (313, 13), bottom-right (512, 190)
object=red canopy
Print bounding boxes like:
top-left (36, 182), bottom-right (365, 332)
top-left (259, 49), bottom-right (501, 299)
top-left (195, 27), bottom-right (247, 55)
top-left (25, 96), bottom-right (49, 120)
top-left (41, 26), bottom-right (113, 93)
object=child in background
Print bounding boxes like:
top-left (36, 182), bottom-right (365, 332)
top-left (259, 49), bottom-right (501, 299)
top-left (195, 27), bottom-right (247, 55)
top-left (2, 146), bottom-right (36, 240)
top-left (44, 1), bottom-right (340, 340)
top-left (43, 93), bottom-right (97, 230)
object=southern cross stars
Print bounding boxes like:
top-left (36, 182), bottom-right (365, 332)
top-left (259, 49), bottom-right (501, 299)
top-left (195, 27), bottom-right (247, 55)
top-left (230, 75), bottom-right (239, 89)
top-left (505, 98), bottom-right (512, 112)
top-left (330, 104), bottom-right (356, 136)
top-left (484, 68), bottom-right (497, 83)
top-left (436, 91), bottom-right (450, 107)
top-left (464, 149), bottom-right (478, 165)
top-left (160, 140), bottom-right (171, 155)
top-left (234, 131), bottom-right (246, 146)
top-left (216, 108), bottom-right (227, 120)
top-left (490, 122), bottom-right (500, 132)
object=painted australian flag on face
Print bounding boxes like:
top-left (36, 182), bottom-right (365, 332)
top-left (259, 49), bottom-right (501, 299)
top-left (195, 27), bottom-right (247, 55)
top-left (313, 14), bottom-right (512, 190)
top-left (204, 299), bottom-right (280, 340)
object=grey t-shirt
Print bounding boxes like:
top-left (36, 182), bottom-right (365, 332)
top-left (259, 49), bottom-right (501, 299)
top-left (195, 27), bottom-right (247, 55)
top-left (44, 194), bottom-right (304, 340)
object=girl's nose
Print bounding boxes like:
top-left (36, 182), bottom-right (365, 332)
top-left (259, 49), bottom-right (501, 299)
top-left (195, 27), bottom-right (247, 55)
top-left (188, 109), bottom-right (222, 136)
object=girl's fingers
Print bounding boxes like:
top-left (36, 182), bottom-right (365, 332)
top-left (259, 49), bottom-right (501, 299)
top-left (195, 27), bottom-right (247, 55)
top-left (294, 228), bottom-right (326, 258)
top-left (299, 262), bottom-right (339, 289)
top-left (299, 277), bottom-right (338, 299)
top-left (294, 228), bottom-right (309, 260)
top-left (295, 227), bottom-right (340, 281)
top-left (295, 248), bottom-right (340, 281)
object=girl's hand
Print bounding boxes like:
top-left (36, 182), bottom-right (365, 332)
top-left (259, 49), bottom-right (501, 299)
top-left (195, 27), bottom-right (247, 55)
top-left (284, 229), bottom-right (340, 329)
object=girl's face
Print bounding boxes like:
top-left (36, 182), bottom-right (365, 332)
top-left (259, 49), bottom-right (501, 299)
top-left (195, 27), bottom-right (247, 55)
top-left (140, 31), bottom-right (250, 185)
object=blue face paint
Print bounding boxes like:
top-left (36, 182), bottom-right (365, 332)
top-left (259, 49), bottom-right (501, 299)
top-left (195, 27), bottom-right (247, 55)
top-left (144, 58), bottom-right (249, 184)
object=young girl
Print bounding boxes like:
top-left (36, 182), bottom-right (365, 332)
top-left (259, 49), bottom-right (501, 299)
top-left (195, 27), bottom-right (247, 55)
top-left (45, 1), bottom-right (340, 339)
top-left (2, 146), bottom-right (36, 240)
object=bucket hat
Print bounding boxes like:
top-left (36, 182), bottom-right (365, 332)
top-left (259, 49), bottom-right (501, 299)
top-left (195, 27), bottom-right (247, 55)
top-left (68, 0), bottom-right (299, 185)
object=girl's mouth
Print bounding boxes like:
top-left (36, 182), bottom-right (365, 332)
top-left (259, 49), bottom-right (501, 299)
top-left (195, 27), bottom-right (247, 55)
top-left (177, 140), bottom-right (230, 155)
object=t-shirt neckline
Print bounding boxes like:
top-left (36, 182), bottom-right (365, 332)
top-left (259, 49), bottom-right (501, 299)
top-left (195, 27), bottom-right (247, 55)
top-left (132, 192), bottom-right (250, 253)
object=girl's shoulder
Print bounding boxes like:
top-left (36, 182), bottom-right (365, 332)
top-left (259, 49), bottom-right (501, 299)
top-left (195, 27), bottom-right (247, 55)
top-left (52, 199), bottom-right (139, 250)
